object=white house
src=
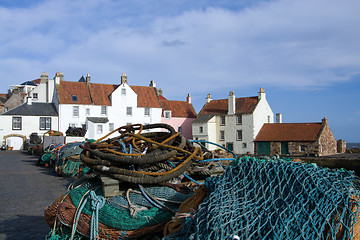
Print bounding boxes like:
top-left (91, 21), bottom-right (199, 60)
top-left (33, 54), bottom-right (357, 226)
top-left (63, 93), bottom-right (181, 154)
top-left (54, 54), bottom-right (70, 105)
top-left (55, 73), bottom-right (163, 140)
top-left (192, 88), bottom-right (274, 154)
top-left (0, 98), bottom-right (58, 150)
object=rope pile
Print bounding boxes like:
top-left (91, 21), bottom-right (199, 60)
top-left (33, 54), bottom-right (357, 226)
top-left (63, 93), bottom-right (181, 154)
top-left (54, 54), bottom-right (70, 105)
top-left (166, 157), bottom-right (360, 240)
top-left (79, 123), bottom-right (203, 184)
top-left (45, 123), bottom-right (211, 239)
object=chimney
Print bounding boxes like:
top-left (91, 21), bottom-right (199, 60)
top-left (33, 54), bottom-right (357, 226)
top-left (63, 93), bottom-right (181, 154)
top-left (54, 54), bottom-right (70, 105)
top-left (58, 72), bottom-right (64, 81)
top-left (40, 72), bottom-right (48, 84)
top-left (228, 91), bottom-right (235, 115)
top-left (157, 88), bottom-right (163, 96)
top-left (206, 93), bottom-right (212, 104)
top-left (86, 73), bottom-right (91, 85)
top-left (322, 117), bottom-right (328, 125)
top-left (121, 73), bottom-right (127, 84)
top-left (258, 87), bottom-right (266, 100)
top-left (187, 93), bottom-right (191, 104)
top-left (276, 113), bottom-right (282, 123)
top-left (27, 97), bottom-right (32, 105)
top-left (54, 72), bottom-right (61, 84)
top-left (149, 80), bottom-right (156, 88)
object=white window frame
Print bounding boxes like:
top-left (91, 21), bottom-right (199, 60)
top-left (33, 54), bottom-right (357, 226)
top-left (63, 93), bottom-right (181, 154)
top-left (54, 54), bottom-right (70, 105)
top-left (126, 107), bottom-right (132, 116)
top-left (73, 106), bottom-right (79, 118)
top-left (32, 93), bottom-right (38, 99)
top-left (39, 117), bottom-right (51, 130)
top-left (242, 142), bottom-right (247, 148)
top-left (199, 126), bottom-right (203, 133)
top-left (101, 106), bottom-right (107, 115)
top-left (144, 107), bottom-right (150, 116)
top-left (12, 117), bottom-right (22, 130)
top-left (220, 116), bottom-right (226, 126)
top-left (237, 115), bottom-right (242, 125)
top-left (121, 88), bottom-right (126, 96)
top-left (86, 108), bottom-right (90, 116)
top-left (237, 130), bottom-right (243, 141)
top-left (220, 130), bottom-right (225, 141)
top-left (97, 124), bottom-right (103, 134)
top-left (164, 110), bottom-right (171, 120)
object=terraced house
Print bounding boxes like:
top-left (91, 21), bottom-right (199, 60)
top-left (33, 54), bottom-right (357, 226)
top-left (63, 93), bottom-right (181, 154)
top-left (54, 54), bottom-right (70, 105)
top-left (0, 72), bottom-right (197, 149)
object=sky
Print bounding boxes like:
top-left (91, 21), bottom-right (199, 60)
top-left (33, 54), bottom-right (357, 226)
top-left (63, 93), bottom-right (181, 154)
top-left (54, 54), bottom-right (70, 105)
top-left (1, 0), bottom-right (359, 142)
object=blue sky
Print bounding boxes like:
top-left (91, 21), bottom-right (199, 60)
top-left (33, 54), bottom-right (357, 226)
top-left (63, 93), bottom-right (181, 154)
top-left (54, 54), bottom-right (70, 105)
top-left (1, 0), bottom-right (359, 142)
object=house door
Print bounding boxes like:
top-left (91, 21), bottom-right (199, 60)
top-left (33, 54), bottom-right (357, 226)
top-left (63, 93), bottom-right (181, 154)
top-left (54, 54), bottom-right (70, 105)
top-left (257, 142), bottom-right (270, 155)
top-left (226, 142), bottom-right (233, 151)
top-left (281, 142), bottom-right (289, 155)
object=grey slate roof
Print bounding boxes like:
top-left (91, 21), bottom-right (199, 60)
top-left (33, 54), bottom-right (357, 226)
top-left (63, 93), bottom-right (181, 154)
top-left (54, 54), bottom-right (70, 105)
top-left (87, 117), bottom-right (109, 123)
top-left (2, 102), bottom-right (58, 116)
top-left (20, 81), bottom-right (37, 86)
top-left (192, 114), bottom-right (215, 124)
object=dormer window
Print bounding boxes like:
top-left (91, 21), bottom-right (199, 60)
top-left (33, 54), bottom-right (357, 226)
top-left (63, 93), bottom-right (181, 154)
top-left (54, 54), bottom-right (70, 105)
top-left (72, 95), bottom-right (78, 102)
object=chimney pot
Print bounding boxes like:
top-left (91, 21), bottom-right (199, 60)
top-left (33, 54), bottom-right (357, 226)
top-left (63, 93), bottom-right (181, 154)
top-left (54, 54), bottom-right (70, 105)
top-left (187, 93), bottom-right (191, 104)
top-left (206, 93), bottom-right (212, 104)
top-left (121, 73), bottom-right (127, 84)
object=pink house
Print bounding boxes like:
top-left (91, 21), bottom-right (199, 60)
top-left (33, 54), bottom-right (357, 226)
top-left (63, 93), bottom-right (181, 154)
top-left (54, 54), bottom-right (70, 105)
top-left (160, 94), bottom-right (197, 139)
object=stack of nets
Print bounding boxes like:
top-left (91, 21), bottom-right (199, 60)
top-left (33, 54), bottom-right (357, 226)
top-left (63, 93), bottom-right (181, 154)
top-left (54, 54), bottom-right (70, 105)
top-left (164, 157), bottom-right (360, 239)
top-left (45, 123), bottom-right (205, 239)
top-left (54, 142), bottom-right (89, 177)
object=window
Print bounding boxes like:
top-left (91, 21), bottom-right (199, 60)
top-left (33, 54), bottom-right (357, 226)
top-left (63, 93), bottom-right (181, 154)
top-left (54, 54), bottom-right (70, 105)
top-left (12, 117), bottom-right (22, 130)
top-left (101, 106), bottom-right (107, 115)
top-left (237, 115), bottom-right (242, 125)
top-left (97, 125), bottom-right (103, 134)
top-left (300, 145), bottom-right (306, 152)
top-left (121, 88), bottom-right (126, 96)
top-left (164, 110), bottom-right (171, 120)
top-left (33, 93), bottom-right (38, 99)
top-left (39, 117), bottom-right (51, 130)
top-left (237, 130), bottom-right (243, 141)
top-left (144, 108), bottom-right (150, 116)
top-left (220, 116), bottom-right (226, 126)
top-left (127, 107), bottom-right (132, 116)
top-left (268, 115), bottom-right (271, 123)
top-left (242, 142), bottom-right (247, 148)
top-left (199, 126), bottom-right (203, 133)
top-left (109, 123), bottom-right (114, 131)
top-left (73, 106), bottom-right (79, 117)
top-left (220, 130), bottom-right (225, 141)
top-left (70, 123), bottom-right (76, 127)
top-left (86, 108), bottom-right (90, 116)
top-left (178, 126), bottom-right (182, 133)
top-left (72, 95), bottom-right (78, 102)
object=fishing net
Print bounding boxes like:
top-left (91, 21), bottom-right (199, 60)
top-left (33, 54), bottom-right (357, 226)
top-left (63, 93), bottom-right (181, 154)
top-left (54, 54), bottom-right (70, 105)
top-left (183, 158), bottom-right (360, 240)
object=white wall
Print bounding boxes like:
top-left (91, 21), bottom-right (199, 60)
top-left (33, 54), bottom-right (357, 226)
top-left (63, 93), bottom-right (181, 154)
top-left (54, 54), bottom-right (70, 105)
top-left (0, 115), bottom-right (59, 146)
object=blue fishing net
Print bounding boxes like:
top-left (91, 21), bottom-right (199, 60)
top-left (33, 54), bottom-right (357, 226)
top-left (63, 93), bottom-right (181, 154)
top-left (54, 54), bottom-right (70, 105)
top-left (186, 158), bottom-right (360, 240)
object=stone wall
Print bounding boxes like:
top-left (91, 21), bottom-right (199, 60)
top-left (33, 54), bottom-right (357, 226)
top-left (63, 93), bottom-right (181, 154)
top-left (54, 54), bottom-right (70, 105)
top-left (270, 142), bottom-right (281, 155)
top-left (318, 119), bottom-right (337, 156)
top-left (337, 139), bottom-right (346, 153)
top-left (288, 141), bottom-right (319, 156)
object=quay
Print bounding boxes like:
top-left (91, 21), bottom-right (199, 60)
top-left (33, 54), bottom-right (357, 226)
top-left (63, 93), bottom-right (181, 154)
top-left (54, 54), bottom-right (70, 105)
top-left (0, 151), bottom-right (71, 240)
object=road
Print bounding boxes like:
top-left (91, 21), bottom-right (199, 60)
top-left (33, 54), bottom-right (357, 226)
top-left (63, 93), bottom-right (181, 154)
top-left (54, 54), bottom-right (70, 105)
top-left (0, 151), bottom-right (73, 240)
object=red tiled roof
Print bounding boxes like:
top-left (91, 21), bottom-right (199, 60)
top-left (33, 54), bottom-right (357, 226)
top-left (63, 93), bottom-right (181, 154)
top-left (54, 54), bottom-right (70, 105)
top-left (32, 78), bottom-right (41, 84)
top-left (58, 81), bottom-right (93, 105)
top-left (130, 86), bottom-right (161, 108)
top-left (158, 95), bottom-right (167, 100)
top-left (89, 83), bottom-right (118, 106)
top-left (58, 80), bottom-right (161, 108)
top-left (199, 96), bottom-right (259, 115)
top-left (254, 123), bottom-right (323, 142)
top-left (160, 100), bottom-right (197, 118)
top-left (0, 93), bottom-right (7, 99)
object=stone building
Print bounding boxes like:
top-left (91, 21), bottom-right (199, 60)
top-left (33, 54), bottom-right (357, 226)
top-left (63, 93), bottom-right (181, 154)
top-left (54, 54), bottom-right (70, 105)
top-left (254, 118), bottom-right (339, 156)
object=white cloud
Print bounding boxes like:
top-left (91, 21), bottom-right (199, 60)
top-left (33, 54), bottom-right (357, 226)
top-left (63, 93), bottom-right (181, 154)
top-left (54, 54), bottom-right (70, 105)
top-left (1, 0), bottom-right (360, 101)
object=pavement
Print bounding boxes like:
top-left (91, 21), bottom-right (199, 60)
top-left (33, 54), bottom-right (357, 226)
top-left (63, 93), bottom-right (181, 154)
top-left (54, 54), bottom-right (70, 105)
top-left (0, 151), bottom-right (73, 240)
